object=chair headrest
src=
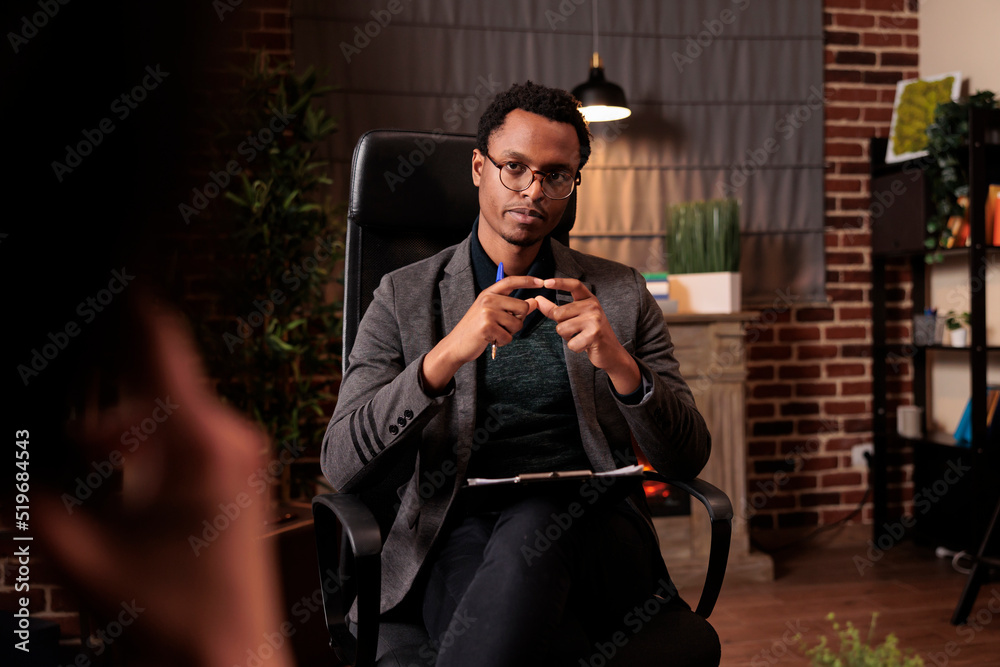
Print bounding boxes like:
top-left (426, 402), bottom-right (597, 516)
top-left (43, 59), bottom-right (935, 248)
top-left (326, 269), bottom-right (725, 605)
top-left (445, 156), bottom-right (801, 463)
top-left (348, 129), bottom-right (575, 241)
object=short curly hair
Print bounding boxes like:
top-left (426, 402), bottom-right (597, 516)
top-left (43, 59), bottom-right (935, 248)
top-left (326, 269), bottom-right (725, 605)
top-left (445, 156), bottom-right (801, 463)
top-left (476, 80), bottom-right (591, 171)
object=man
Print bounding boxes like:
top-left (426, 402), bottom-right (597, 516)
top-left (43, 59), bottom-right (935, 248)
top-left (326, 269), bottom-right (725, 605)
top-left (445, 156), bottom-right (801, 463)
top-left (322, 81), bottom-right (718, 665)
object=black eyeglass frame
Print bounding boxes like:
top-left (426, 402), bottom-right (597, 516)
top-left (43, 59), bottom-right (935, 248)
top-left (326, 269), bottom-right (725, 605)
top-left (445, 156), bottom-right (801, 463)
top-left (483, 152), bottom-right (581, 200)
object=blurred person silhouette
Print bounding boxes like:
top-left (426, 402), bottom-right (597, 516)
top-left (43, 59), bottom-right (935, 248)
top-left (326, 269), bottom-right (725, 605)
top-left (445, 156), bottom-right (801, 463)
top-left (3, 1), bottom-right (296, 665)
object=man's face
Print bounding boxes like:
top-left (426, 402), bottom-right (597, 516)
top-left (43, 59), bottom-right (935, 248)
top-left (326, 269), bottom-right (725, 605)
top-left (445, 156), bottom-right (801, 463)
top-left (472, 108), bottom-right (580, 253)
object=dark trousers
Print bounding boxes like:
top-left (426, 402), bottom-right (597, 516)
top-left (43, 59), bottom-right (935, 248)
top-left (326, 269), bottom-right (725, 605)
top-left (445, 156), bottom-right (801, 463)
top-left (420, 493), bottom-right (696, 666)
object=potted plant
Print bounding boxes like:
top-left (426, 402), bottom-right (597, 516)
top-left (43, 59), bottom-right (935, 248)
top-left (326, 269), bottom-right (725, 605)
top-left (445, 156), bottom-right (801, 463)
top-left (797, 613), bottom-right (924, 666)
top-left (945, 310), bottom-right (970, 347)
top-left (924, 90), bottom-right (998, 262)
top-left (195, 52), bottom-right (345, 504)
top-left (665, 198), bottom-right (741, 314)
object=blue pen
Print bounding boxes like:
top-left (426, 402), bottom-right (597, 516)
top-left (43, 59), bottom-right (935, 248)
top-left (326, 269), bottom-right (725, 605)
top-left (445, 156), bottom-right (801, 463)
top-left (491, 262), bottom-right (504, 360)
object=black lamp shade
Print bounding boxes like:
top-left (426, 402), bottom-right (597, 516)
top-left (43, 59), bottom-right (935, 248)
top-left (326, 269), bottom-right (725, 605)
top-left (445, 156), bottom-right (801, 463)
top-left (572, 66), bottom-right (631, 122)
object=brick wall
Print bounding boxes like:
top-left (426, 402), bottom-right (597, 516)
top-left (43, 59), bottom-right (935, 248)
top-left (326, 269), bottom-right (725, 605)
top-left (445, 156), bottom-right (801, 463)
top-left (744, 0), bottom-right (919, 532)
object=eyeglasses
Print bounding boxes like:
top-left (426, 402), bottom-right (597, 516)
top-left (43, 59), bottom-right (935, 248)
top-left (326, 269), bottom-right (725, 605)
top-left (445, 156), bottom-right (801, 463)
top-left (484, 153), bottom-right (580, 200)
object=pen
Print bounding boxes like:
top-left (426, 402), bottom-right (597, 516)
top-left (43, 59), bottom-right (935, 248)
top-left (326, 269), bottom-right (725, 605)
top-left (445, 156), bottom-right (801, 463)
top-left (492, 262), bottom-right (503, 360)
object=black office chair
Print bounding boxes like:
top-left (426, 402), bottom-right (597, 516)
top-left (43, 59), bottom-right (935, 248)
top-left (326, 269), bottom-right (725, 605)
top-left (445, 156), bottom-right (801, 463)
top-left (312, 129), bottom-right (733, 666)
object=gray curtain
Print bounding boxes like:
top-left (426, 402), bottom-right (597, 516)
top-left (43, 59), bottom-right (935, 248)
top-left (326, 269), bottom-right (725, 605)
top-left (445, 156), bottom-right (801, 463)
top-left (293, 0), bottom-right (825, 305)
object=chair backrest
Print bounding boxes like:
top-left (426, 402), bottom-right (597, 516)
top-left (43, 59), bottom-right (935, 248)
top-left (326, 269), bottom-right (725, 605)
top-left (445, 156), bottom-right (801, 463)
top-left (342, 129), bottom-right (577, 371)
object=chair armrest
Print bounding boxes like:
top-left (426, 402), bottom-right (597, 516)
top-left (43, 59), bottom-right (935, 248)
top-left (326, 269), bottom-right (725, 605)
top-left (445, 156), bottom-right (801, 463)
top-left (312, 493), bottom-right (383, 667)
top-left (643, 473), bottom-right (732, 619)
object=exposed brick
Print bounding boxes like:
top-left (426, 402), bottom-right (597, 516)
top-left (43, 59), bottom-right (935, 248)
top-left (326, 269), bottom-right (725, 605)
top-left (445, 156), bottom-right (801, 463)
top-left (779, 365), bottom-right (822, 380)
top-left (801, 456), bottom-right (841, 471)
top-left (797, 307), bottom-right (835, 322)
top-left (842, 380), bottom-right (873, 395)
top-left (827, 362), bottom-right (867, 377)
top-left (50, 587), bottom-right (79, 613)
top-left (822, 509), bottom-right (862, 524)
top-left (838, 161), bottom-right (870, 175)
top-left (841, 344), bottom-right (872, 357)
top-left (827, 0), bottom-right (863, 8)
top-left (753, 384), bottom-right (794, 399)
top-left (863, 70), bottom-right (905, 85)
top-left (826, 251), bottom-right (865, 265)
top-left (828, 287), bottom-right (865, 302)
top-left (826, 69), bottom-right (863, 83)
top-left (825, 325), bottom-right (868, 339)
top-left (798, 345), bottom-right (839, 360)
top-left (798, 419), bottom-right (841, 436)
top-left (779, 327), bottom-right (822, 342)
top-left (881, 51), bottom-right (919, 67)
top-left (747, 403), bottom-right (776, 419)
top-left (797, 382), bottom-right (838, 397)
top-left (864, 0), bottom-right (909, 9)
top-left (748, 441), bottom-right (776, 457)
top-left (863, 32), bottom-right (903, 47)
top-left (826, 141), bottom-right (865, 157)
top-left (863, 107), bottom-right (894, 123)
top-left (748, 346), bottom-right (793, 361)
top-left (826, 435), bottom-right (870, 451)
top-left (262, 12), bottom-right (289, 30)
top-left (828, 87), bottom-right (879, 102)
top-left (826, 177), bottom-right (864, 193)
top-left (747, 366), bottom-right (775, 381)
top-left (835, 50), bottom-right (877, 66)
top-left (841, 269), bottom-right (872, 282)
top-left (825, 30), bottom-right (861, 45)
top-left (825, 400), bottom-right (868, 415)
top-left (874, 15), bottom-right (918, 30)
top-left (826, 105), bottom-right (862, 122)
top-left (843, 417), bottom-right (873, 432)
top-left (782, 402), bottom-right (821, 416)
top-left (832, 12), bottom-right (876, 28)
top-left (801, 492), bottom-right (843, 506)
top-left (822, 471), bottom-right (864, 487)
top-left (826, 214), bottom-right (865, 230)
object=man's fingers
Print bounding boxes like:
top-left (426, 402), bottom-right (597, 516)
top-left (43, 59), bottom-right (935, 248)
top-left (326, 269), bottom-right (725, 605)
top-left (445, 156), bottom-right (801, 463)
top-left (534, 294), bottom-right (556, 318)
top-left (542, 277), bottom-right (594, 301)
top-left (484, 275), bottom-right (545, 295)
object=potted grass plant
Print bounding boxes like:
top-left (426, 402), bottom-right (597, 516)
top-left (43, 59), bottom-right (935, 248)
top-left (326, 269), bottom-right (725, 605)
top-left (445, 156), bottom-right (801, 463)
top-left (665, 198), bottom-right (742, 313)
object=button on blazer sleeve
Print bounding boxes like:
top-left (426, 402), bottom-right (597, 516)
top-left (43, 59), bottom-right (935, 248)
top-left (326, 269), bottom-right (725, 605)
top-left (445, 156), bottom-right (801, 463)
top-left (321, 272), bottom-right (452, 492)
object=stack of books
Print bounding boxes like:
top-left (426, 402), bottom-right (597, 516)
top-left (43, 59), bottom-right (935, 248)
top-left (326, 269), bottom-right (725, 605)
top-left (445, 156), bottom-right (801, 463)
top-left (643, 272), bottom-right (678, 314)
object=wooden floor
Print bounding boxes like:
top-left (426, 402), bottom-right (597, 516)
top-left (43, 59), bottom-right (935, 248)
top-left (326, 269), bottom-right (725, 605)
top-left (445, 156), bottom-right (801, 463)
top-left (702, 529), bottom-right (1000, 666)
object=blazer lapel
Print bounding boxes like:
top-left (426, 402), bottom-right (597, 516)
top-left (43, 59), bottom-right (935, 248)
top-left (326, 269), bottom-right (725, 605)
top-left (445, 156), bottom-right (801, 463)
top-left (551, 241), bottom-right (617, 471)
top-left (439, 237), bottom-right (479, 478)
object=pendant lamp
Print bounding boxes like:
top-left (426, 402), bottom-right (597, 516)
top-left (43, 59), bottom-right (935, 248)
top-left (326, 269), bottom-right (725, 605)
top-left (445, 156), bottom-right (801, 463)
top-left (571, 0), bottom-right (631, 122)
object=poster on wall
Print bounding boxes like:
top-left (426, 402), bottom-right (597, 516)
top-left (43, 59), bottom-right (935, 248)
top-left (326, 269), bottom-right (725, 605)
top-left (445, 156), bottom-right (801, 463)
top-left (885, 71), bottom-right (962, 163)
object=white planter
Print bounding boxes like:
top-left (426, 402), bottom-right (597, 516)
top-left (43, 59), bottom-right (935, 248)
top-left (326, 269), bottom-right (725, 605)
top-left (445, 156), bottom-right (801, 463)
top-left (668, 272), bottom-right (742, 314)
top-left (949, 328), bottom-right (968, 347)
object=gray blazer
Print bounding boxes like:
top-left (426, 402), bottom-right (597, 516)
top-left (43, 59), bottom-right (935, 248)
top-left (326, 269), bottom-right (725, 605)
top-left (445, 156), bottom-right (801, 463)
top-left (321, 234), bottom-right (711, 615)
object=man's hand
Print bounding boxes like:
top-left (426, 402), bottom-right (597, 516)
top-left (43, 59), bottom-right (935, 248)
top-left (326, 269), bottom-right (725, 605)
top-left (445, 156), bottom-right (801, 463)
top-left (535, 278), bottom-right (641, 395)
top-left (421, 275), bottom-right (544, 393)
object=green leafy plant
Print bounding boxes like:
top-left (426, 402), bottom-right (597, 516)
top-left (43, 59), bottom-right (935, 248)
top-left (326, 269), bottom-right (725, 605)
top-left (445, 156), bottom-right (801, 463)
top-left (797, 613), bottom-right (924, 666)
top-left (924, 90), bottom-right (998, 263)
top-left (200, 52), bottom-right (344, 501)
top-left (666, 198), bottom-right (741, 274)
top-left (944, 310), bottom-right (970, 331)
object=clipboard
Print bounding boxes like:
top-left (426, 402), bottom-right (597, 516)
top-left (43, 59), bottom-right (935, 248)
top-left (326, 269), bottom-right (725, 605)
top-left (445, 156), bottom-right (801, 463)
top-left (460, 465), bottom-right (645, 512)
